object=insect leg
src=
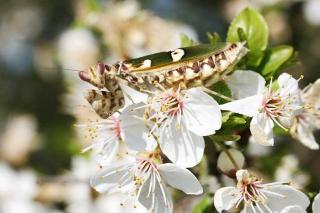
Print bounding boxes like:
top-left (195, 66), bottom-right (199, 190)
top-left (84, 89), bottom-right (125, 119)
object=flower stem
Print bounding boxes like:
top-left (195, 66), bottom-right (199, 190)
top-left (200, 87), bottom-right (233, 101)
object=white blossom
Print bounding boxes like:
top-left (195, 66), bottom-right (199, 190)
top-left (77, 103), bottom-right (156, 166)
top-left (290, 79), bottom-right (320, 150)
top-left (303, 0), bottom-right (320, 26)
top-left (58, 28), bottom-right (99, 78)
top-left (90, 151), bottom-right (203, 213)
top-left (313, 192), bottom-right (320, 213)
top-left (125, 88), bottom-right (222, 168)
top-left (220, 72), bottom-right (302, 146)
top-left (214, 169), bottom-right (310, 213)
top-left (275, 155), bottom-right (310, 189)
top-left (225, 70), bottom-right (266, 100)
top-left (0, 162), bottom-right (44, 213)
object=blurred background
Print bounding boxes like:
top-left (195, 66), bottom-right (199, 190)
top-left (0, 0), bottom-right (319, 212)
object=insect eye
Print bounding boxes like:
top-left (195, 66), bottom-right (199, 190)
top-left (105, 64), bottom-right (111, 71)
top-left (230, 43), bottom-right (237, 49)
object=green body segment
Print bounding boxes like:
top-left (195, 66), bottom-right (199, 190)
top-left (123, 43), bottom-right (227, 72)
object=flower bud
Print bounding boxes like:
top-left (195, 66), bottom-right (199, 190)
top-left (217, 148), bottom-right (245, 178)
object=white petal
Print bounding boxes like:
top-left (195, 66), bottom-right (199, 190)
top-left (213, 187), bottom-right (239, 212)
top-left (264, 185), bottom-right (310, 211)
top-left (90, 162), bottom-right (133, 193)
top-left (93, 139), bottom-right (120, 166)
top-left (312, 192), bottom-right (320, 213)
top-left (159, 120), bottom-right (204, 168)
top-left (225, 70), bottom-right (266, 99)
top-left (277, 73), bottom-right (299, 97)
top-left (158, 163), bottom-right (203, 195)
top-left (138, 173), bottom-right (173, 213)
top-left (297, 120), bottom-right (319, 150)
top-left (250, 113), bottom-right (274, 146)
top-left (183, 88), bottom-right (222, 136)
top-left (219, 94), bottom-right (263, 117)
top-left (120, 103), bottom-right (157, 152)
top-left (120, 83), bottom-right (148, 106)
top-left (217, 149), bottom-right (245, 174)
top-left (281, 205), bottom-right (306, 213)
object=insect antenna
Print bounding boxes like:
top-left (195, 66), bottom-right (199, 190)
top-left (38, 67), bottom-right (86, 73)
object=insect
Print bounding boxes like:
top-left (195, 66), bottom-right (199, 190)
top-left (79, 42), bottom-right (247, 118)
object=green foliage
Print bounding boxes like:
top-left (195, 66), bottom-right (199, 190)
top-left (226, 7), bottom-right (298, 81)
top-left (227, 7), bottom-right (268, 51)
top-left (193, 196), bottom-right (214, 213)
top-left (180, 33), bottom-right (196, 47)
top-left (210, 134), bottom-right (241, 142)
top-left (210, 81), bottom-right (231, 104)
top-left (211, 112), bottom-right (247, 144)
top-left (221, 112), bottom-right (247, 129)
top-left (84, 0), bottom-right (101, 11)
top-left (206, 32), bottom-right (221, 45)
top-left (259, 45), bottom-right (294, 79)
top-left (227, 7), bottom-right (269, 69)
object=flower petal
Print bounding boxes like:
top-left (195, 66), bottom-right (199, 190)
top-left (158, 163), bottom-right (203, 195)
top-left (183, 88), bottom-right (222, 136)
top-left (159, 119), bottom-right (204, 168)
top-left (90, 162), bottom-right (133, 193)
top-left (138, 173), bottom-right (173, 213)
top-left (277, 73), bottom-right (299, 97)
top-left (219, 94), bottom-right (263, 117)
top-left (264, 185), bottom-right (310, 211)
top-left (213, 187), bottom-right (239, 212)
top-left (93, 138), bottom-right (120, 166)
top-left (281, 205), bottom-right (306, 213)
top-left (225, 70), bottom-right (266, 99)
top-left (120, 103), bottom-right (157, 152)
top-left (250, 113), bottom-right (274, 146)
top-left (312, 192), bottom-right (320, 213)
top-left (120, 83), bottom-right (148, 106)
top-left (297, 120), bottom-right (319, 150)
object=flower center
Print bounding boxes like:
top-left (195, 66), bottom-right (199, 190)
top-left (237, 177), bottom-right (265, 204)
top-left (261, 92), bottom-right (285, 117)
top-left (160, 92), bottom-right (184, 117)
top-left (109, 116), bottom-right (121, 139)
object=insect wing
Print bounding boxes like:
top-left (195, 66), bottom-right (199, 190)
top-left (124, 43), bottom-right (228, 73)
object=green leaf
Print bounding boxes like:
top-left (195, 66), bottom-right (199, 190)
top-left (192, 196), bottom-right (214, 213)
top-left (180, 33), bottom-right (195, 47)
top-left (84, 0), bottom-right (101, 11)
top-left (279, 50), bottom-right (299, 72)
top-left (210, 81), bottom-right (232, 104)
top-left (210, 134), bottom-right (241, 142)
top-left (246, 50), bottom-right (265, 69)
top-left (260, 45), bottom-right (294, 78)
top-left (222, 111), bottom-right (233, 123)
top-left (206, 32), bottom-right (221, 45)
top-left (217, 113), bottom-right (248, 135)
top-left (227, 7), bottom-right (268, 52)
top-left (223, 114), bottom-right (247, 127)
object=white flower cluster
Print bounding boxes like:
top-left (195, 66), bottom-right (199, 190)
top-left (79, 70), bottom-right (319, 212)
